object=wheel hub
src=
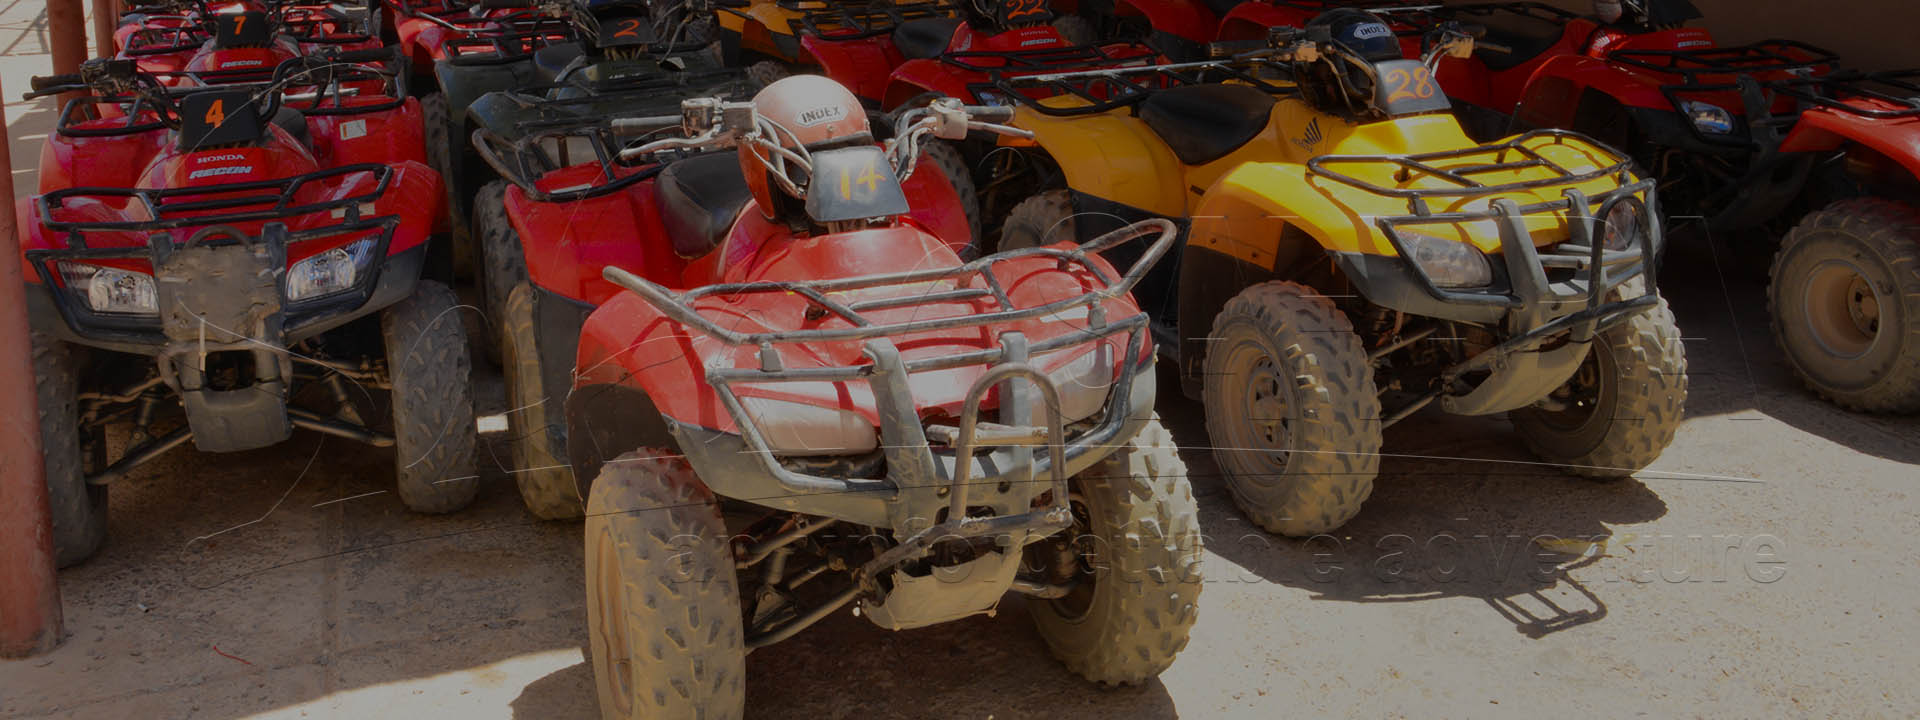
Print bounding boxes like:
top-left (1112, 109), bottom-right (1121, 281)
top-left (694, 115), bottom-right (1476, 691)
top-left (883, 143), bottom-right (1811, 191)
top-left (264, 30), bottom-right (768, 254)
top-left (1803, 259), bottom-right (1885, 359)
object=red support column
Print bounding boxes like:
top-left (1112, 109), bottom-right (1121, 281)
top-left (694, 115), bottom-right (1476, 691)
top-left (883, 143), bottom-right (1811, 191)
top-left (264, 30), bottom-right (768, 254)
top-left (46, 0), bottom-right (89, 75)
top-left (92, 0), bottom-right (117, 58)
top-left (0, 75), bottom-right (64, 658)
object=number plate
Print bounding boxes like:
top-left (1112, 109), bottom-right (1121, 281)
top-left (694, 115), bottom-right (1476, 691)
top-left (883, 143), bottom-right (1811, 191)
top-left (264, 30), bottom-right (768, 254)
top-left (803, 146), bottom-right (911, 223)
top-left (1372, 59), bottom-right (1452, 116)
top-left (177, 89), bottom-right (266, 150)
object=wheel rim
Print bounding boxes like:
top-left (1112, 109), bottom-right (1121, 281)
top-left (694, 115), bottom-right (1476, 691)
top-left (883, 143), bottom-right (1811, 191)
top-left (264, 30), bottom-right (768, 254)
top-left (1216, 334), bottom-right (1296, 476)
top-left (1043, 492), bottom-right (1099, 623)
top-left (1531, 343), bottom-right (1616, 438)
top-left (1801, 258), bottom-right (1884, 359)
top-left (589, 526), bottom-right (634, 716)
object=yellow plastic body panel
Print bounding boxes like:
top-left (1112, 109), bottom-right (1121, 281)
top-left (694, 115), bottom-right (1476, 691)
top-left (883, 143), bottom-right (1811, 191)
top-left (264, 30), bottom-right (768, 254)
top-left (719, 3), bottom-right (805, 57)
top-left (1019, 94), bottom-right (1643, 270)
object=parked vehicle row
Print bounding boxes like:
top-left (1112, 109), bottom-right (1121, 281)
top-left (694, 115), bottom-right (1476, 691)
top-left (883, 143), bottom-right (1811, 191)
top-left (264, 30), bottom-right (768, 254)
top-left (16, 0), bottom-right (1914, 717)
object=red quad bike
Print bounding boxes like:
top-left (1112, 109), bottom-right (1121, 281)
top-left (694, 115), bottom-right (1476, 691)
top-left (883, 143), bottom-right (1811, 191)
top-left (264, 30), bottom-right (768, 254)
top-left (465, 76), bottom-right (971, 518)
top-left (17, 56), bottom-right (477, 568)
top-left (562, 78), bottom-right (1199, 715)
top-left (1045, 0), bottom-right (1235, 62)
top-left (119, 0), bottom-right (385, 85)
top-left (1435, 0), bottom-right (1920, 411)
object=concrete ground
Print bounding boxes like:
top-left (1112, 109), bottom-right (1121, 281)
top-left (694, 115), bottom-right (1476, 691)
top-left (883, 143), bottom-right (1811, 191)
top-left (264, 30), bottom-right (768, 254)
top-left (3, 8), bottom-right (1918, 720)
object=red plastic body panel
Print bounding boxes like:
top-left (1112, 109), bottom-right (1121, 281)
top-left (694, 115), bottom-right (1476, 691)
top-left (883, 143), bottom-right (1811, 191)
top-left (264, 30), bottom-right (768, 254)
top-left (1780, 108), bottom-right (1920, 180)
top-left (800, 33), bottom-right (906, 103)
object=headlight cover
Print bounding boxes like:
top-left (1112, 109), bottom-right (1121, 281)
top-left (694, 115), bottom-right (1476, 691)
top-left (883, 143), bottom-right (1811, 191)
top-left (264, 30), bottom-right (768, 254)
top-left (740, 397), bottom-right (878, 456)
top-left (1601, 202), bottom-right (1645, 251)
top-left (58, 262), bottom-right (158, 315)
top-left (1683, 101), bottom-right (1734, 135)
top-left (287, 237), bottom-right (378, 302)
top-left (1400, 232), bottom-right (1494, 289)
top-left (1042, 348), bottom-right (1114, 424)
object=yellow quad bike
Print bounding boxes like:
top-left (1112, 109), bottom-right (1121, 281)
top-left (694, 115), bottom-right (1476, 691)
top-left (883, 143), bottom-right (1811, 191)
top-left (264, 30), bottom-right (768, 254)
top-left (995, 13), bottom-right (1689, 535)
top-left (715, 0), bottom-right (956, 81)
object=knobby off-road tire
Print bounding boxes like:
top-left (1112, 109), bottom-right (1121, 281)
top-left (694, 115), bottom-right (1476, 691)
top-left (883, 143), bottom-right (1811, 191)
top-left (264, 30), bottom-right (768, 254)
top-left (502, 285), bottom-right (582, 519)
top-left (585, 450), bottom-right (746, 720)
top-left (1029, 415), bottom-right (1202, 686)
top-left (1051, 15), bottom-right (1097, 46)
top-left (1000, 189), bottom-right (1076, 252)
top-left (421, 93), bottom-right (467, 256)
top-left (1205, 282), bottom-right (1382, 536)
top-left (920, 140), bottom-right (982, 258)
top-left (1768, 197), bottom-right (1920, 412)
top-left (384, 280), bottom-right (481, 513)
top-left (745, 60), bottom-right (790, 88)
top-left (1511, 278), bottom-right (1688, 478)
top-left (474, 179), bottom-right (526, 365)
top-left (33, 333), bottom-right (107, 567)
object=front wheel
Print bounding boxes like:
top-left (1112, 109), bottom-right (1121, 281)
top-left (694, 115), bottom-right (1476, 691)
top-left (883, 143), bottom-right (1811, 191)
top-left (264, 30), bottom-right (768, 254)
top-left (1768, 198), bottom-right (1920, 412)
top-left (1510, 279), bottom-right (1688, 477)
top-left (502, 285), bottom-right (581, 519)
top-left (1000, 189), bottom-right (1076, 253)
top-left (473, 179), bottom-right (526, 365)
top-left (585, 450), bottom-right (746, 720)
top-left (1204, 282), bottom-right (1382, 536)
top-left (384, 280), bottom-right (480, 513)
top-left (1027, 415), bottom-right (1201, 685)
top-left (33, 333), bottom-right (108, 567)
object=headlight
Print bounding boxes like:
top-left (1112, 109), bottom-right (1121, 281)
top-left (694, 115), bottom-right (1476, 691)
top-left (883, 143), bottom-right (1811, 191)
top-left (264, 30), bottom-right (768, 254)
top-left (287, 238), bottom-right (378, 301)
top-left (58, 262), bottom-right (157, 315)
top-left (740, 397), bottom-right (878, 456)
top-left (1601, 202), bottom-right (1644, 251)
top-left (973, 90), bottom-right (1013, 107)
top-left (1042, 348), bottom-right (1114, 424)
top-left (1683, 101), bottom-right (1734, 135)
top-left (1400, 233), bottom-right (1493, 289)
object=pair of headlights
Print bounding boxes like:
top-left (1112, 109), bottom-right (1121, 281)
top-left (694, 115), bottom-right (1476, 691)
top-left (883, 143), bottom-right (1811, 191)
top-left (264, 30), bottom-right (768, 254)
top-left (1399, 203), bottom-right (1644, 289)
top-left (55, 237), bottom-right (378, 316)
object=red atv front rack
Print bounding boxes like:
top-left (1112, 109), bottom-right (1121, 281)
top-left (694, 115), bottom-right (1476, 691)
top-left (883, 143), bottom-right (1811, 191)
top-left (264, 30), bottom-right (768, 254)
top-left (601, 218), bottom-right (1177, 597)
top-left (788, 0), bottom-right (959, 40)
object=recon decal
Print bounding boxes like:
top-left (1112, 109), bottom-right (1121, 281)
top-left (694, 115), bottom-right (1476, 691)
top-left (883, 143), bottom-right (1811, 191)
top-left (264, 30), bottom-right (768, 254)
top-left (188, 165), bottom-right (254, 180)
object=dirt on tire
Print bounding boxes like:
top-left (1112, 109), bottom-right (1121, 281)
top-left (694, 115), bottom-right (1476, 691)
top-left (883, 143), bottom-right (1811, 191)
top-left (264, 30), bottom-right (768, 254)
top-left (1028, 415), bottom-right (1202, 685)
top-left (1510, 278), bottom-right (1688, 477)
top-left (383, 280), bottom-right (480, 513)
top-left (1204, 281), bottom-right (1382, 537)
top-left (584, 450), bottom-right (746, 720)
top-left (501, 285), bottom-right (582, 519)
top-left (1000, 189), bottom-right (1077, 252)
top-left (32, 332), bottom-right (107, 567)
top-left (473, 179), bottom-right (526, 365)
top-left (1768, 197), bottom-right (1920, 412)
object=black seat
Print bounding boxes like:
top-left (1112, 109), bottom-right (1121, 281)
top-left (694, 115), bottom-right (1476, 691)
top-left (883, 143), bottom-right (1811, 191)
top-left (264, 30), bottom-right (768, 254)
top-left (656, 152), bottom-right (752, 259)
top-left (270, 106), bottom-right (309, 149)
top-left (1137, 84), bottom-right (1277, 166)
top-left (892, 18), bottom-right (961, 60)
top-left (533, 42), bottom-right (584, 83)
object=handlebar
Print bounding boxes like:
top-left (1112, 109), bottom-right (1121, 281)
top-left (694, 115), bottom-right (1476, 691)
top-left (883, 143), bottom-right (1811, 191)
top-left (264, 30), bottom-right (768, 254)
top-left (328, 46), bottom-right (396, 64)
top-left (24, 74), bottom-right (82, 99)
top-left (610, 115), bottom-right (682, 136)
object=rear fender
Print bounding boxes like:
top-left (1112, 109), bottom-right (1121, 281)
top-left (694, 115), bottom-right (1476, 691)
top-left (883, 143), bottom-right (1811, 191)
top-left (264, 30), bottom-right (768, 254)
top-left (433, 58), bottom-right (536, 122)
top-left (801, 34), bottom-right (900, 103)
top-left (501, 180), bottom-right (681, 305)
top-left (304, 98), bottom-right (430, 168)
top-left (882, 60), bottom-right (972, 109)
top-left (1780, 111), bottom-right (1920, 181)
top-left (1112, 0), bottom-right (1216, 44)
top-left (1014, 105), bottom-right (1186, 216)
top-left (1511, 55), bottom-right (1671, 130)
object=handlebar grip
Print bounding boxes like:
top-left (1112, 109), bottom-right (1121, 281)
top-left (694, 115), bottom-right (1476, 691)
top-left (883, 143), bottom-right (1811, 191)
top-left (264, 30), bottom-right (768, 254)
top-left (1206, 39), bottom-right (1266, 58)
top-left (30, 73), bottom-right (81, 93)
top-left (610, 115), bottom-right (682, 136)
top-left (962, 105), bottom-right (1015, 123)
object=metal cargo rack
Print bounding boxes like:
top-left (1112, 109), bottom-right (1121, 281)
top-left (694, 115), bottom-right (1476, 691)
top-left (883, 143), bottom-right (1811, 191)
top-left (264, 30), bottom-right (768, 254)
top-left (1438, 1), bottom-right (1576, 24)
top-left (987, 56), bottom-right (1296, 116)
top-left (1609, 39), bottom-right (1838, 82)
top-left (789, 0), bottom-right (959, 40)
top-left (1749, 68), bottom-right (1920, 121)
top-left (471, 120), bottom-right (682, 202)
top-left (442, 13), bottom-right (577, 64)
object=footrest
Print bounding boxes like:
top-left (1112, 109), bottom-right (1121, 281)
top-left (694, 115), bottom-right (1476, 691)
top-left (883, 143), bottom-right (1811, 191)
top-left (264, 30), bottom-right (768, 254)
top-left (925, 422), bottom-right (1048, 447)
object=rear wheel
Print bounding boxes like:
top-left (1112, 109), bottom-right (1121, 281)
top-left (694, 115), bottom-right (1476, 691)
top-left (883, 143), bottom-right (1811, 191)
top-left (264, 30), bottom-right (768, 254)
top-left (32, 333), bottom-right (107, 567)
top-left (473, 180), bottom-right (526, 365)
top-left (420, 92), bottom-right (467, 269)
top-left (1204, 282), bottom-right (1381, 536)
top-left (1000, 189), bottom-right (1076, 252)
top-left (919, 140), bottom-right (981, 258)
top-left (746, 60), bottom-right (790, 87)
top-left (1028, 415), bottom-right (1201, 685)
top-left (1768, 198), bottom-right (1920, 412)
top-left (384, 280), bottom-right (480, 513)
top-left (585, 450), bottom-right (746, 720)
top-left (502, 285), bottom-right (582, 519)
top-left (1511, 278), bottom-right (1688, 477)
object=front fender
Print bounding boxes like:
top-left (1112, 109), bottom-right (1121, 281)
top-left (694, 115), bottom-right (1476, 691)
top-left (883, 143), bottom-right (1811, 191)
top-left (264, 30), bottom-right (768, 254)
top-left (1781, 111), bottom-right (1920, 181)
top-left (1512, 54), bottom-right (1673, 128)
top-left (1015, 105), bottom-right (1186, 217)
top-left (573, 289), bottom-right (734, 435)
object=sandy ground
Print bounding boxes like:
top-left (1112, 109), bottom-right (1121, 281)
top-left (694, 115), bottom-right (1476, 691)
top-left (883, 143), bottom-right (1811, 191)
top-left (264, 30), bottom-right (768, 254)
top-left (3, 8), bottom-right (1919, 720)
